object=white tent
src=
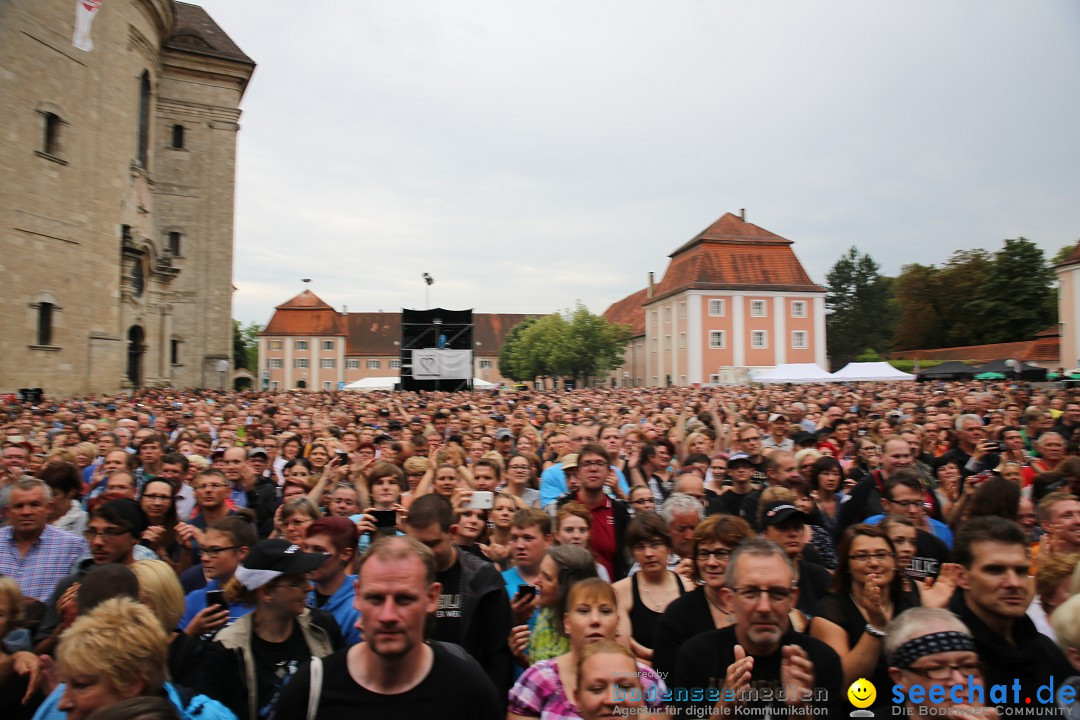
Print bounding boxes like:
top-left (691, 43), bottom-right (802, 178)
top-left (749, 363), bottom-right (836, 384)
top-left (344, 376), bottom-right (496, 390)
top-left (344, 376), bottom-right (398, 390)
top-left (830, 362), bottom-right (916, 382)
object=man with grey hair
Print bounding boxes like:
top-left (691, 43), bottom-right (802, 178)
top-left (671, 538), bottom-right (843, 717)
top-left (629, 492), bottom-right (703, 578)
top-left (0, 478), bottom-right (88, 602)
top-left (885, 607), bottom-right (995, 716)
top-left (788, 402), bottom-right (816, 433)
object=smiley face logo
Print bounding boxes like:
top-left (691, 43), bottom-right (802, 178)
top-left (847, 677), bottom-right (876, 708)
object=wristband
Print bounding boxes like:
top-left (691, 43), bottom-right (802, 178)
top-left (864, 623), bottom-right (887, 638)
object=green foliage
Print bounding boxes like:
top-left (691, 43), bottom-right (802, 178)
top-left (856, 348), bottom-right (881, 361)
top-left (1053, 243), bottom-right (1079, 267)
top-left (498, 304), bottom-right (631, 384)
top-left (887, 359), bottom-right (942, 373)
top-left (825, 248), bottom-right (897, 367)
top-left (893, 240), bottom-right (1057, 350)
top-left (232, 320), bottom-right (263, 370)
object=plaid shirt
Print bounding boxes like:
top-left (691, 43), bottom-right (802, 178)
top-left (0, 525), bottom-right (89, 602)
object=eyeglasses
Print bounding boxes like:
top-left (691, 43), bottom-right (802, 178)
top-left (83, 528), bottom-right (130, 540)
top-left (196, 483), bottom-right (228, 491)
top-left (887, 499), bottom-right (925, 510)
top-left (579, 460), bottom-right (607, 469)
top-left (199, 545), bottom-right (241, 558)
top-left (141, 494), bottom-right (172, 502)
top-left (630, 498), bottom-right (654, 506)
top-left (903, 662), bottom-right (984, 680)
top-left (696, 548), bottom-right (732, 561)
top-left (849, 551), bottom-right (894, 563)
top-left (730, 586), bottom-right (794, 603)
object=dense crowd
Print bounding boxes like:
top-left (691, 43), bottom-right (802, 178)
top-left (2, 381), bottom-right (1080, 719)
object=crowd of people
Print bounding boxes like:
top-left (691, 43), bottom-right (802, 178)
top-left (1, 381), bottom-right (1080, 718)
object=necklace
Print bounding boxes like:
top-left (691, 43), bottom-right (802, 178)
top-left (638, 574), bottom-right (672, 610)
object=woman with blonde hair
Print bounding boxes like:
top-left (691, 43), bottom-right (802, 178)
top-left (131, 560), bottom-right (202, 689)
top-left (35, 597), bottom-right (230, 720)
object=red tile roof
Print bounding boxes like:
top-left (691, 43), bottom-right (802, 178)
top-left (890, 338), bottom-right (1060, 365)
top-left (651, 213), bottom-right (823, 302)
top-left (1057, 242), bottom-right (1080, 268)
top-left (603, 288), bottom-right (649, 338)
top-left (261, 291), bottom-right (347, 337)
top-left (337, 312), bottom-right (540, 356)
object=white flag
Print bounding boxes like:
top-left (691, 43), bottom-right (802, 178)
top-left (73, 0), bottom-right (104, 52)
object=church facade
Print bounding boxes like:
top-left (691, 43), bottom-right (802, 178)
top-left (0, 0), bottom-right (254, 394)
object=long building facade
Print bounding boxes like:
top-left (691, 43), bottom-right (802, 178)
top-left (605, 212), bottom-right (827, 386)
top-left (0, 1), bottom-right (253, 394)
top-left (259, 291), bottom-right (534, 390)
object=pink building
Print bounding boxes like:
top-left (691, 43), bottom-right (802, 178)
top-left (604, 212), bottom-right (826, 386)
top-left (258, 291), bottom-right (533, 389)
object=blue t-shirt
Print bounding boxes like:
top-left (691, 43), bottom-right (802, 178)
top-left (179, 578), bottom-right (254, 636)
top-left (308, 573), bottom-right (362, 645)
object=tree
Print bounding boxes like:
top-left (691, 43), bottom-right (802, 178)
top-left (969, 238), bottom-right (1055, 343)
top-left (1053, 243), bottom-right (1079, 267)
top-left (825, 248), bottom-right (897, 367)
top-left (232, 320), bottom-right (263, 370)
top-left (892, 250), bottom-right (993, 350)
top-left (498, 305), bottom-right (630, 385)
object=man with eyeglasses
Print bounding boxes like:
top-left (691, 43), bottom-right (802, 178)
top-left (867, 470), bottom-right (953, 546)
top-left (670, 538), bottom-right (843, 717)
top-left (540, 426), bottom-right (630, 507)
top-left (189, 468), bottom-right (237, 531)
top-left (555, 444), bottom-right (631, 580)
top-left (948, 516), bottom-right (1071, 710)
top-left (35, 498), bottom-right (153, 653)
top-left (180, 515), bottom-right (258, 639)
top-left (758, 500), bottom-right (832, 619)
top-left (885, 607), bottom-right (996, 717)
top-left (734, 424), bottom-right (768, 485)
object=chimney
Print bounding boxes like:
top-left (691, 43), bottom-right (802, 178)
top-left (740, 208), bottom-right (746, 221)
top-left (342, 305), bottom-right (348, 316)
top-left (647, 272), bottom-right (655, 299)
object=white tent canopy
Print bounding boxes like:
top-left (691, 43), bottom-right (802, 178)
top-left (749, 363), bottom-right (836, 384)
top-left (830, 362), bottom-right (915, 382)
top-left (343, 376), bottom-right (496, 390)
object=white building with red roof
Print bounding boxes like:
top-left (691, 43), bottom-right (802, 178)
top-left (604, 212), bottom-right (826, 386)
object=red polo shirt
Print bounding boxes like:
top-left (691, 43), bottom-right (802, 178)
top-left (576, 490), bottom-right (615, 578)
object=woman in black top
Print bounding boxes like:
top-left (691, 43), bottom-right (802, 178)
top-left (811, 525), bottom-right (919, 711)
top-left (612, 512), bottom-right (692, 664)
top-left (650, 514), bottom-right (755, 678)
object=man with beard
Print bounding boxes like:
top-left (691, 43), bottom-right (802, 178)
top-left (670, 538), bottom-right (843, 717)
top-left (274, 536), bottom-right (501, 719)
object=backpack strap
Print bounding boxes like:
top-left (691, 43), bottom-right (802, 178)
top-left (306, 656), bottom-right (323, 720)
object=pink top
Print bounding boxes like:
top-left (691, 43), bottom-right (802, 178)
top-left (508, 658), bottom-right (667, 719)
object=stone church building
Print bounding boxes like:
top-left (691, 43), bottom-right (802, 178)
top-left (0, 0), bottom-right (253, 394)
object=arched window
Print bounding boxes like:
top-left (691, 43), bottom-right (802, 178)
top-left (37, 302), bottom-right (54, 346)
top-left (137, 71), bottom-right (151, 168)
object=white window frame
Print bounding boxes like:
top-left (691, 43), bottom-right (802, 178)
top-left (678, 332), bottom-right (686, 349)
top-left (664, 335), bottom-right (671, 351)
top-left (295, 358), bottom-right (309, 368)
top-left (269, 340), bottom-right (282, 350)
top-left (322, 340), bottom-right (334, 350)
top-left (709, 331), bottom-right (726, 349)
top-left (792, 331), bottom-right (808, 349)
top-left (750, 300), bottom-right (767, 318)
top-left (389, 359), bottom-right (401, 369)
top-left (751, 330), bottom-right (768, 349)
top-left (268, 358), bottom-right (283, 369)
top-left (270, 381), bottom-right (280, 390)
top-left (320, 358), bottom-right (335, 369)
top-left (677, 301), bottom-right (686, 318)
top-left (346, 359), bottom-right (359, 369)
top-left (709, 374), bottom-right (721, 384)
top-left (708, 299), bottom-right (725, 317)
top-left (479, 359), bottom-right (493, 369)
top-left (295, 340), bottom-right (309, 350)
top-left (367, 359), bottom-right (380, 369)
top-left (791, 300), bottom-right (807, 318)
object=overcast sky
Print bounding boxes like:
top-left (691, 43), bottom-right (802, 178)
top-left (190, 1), bottom-right (1080, 326)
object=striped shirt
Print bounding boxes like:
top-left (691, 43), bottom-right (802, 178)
top-left (0, 525), bottom-right (89, 601)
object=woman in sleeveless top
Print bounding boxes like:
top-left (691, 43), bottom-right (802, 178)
top-left (612, 512), bottom-right (692, 664)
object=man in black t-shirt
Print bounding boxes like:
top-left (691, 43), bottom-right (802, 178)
top-left (670, 538), bottom-right (843, 717)
top-left (274, 536), bottom-right (501, 720)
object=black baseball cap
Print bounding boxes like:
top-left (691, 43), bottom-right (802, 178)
top-left (760, 501), bottom-right (810, 527)
top-left (233, 539), bottom-right (329, 591)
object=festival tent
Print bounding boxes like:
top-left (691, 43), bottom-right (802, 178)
top-left (344, 376), bottom-right (497, 390)
top-left (915, 361), bottom-right (978, 381)
top-left (829, 362), bottom-right (916, 382)
top-left (972, 359), bottom-right (1048, 382)
top-left (750, 363), bottom-right (836, 384)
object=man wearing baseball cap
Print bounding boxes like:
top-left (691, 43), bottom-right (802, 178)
top-left (710, 452), bottom-right (760, 524)
top-left (200, 538), bottom-right (344, 720)
top-left (759, 500), bottom-right (832, 619)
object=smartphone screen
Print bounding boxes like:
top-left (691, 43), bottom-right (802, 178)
top-left (206, 590), bottom-right (228, 611)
